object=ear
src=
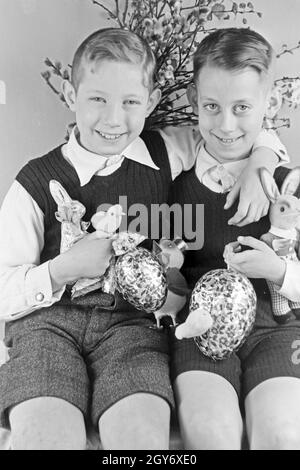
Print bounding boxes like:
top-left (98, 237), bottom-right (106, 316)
top-left (61, 80), bottom-right (77, 112)
top-left (146, 87), bottom-right (161, 117)
top-left (49, 180), bottom-right (73, 205)
top-left (259, 167), bottom-right (280, 203)
top-left (187, 83), bottom-right (198, 115)
top-left (281, 167), bottom-right (300, 196)
top-left (265, 85), bottom-right (283, 119)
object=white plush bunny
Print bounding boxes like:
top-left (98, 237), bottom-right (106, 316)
top-left (260, 167), bottom-right (300, 323)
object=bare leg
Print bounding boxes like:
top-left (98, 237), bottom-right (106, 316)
top-left (174, 371), bottom-right (243, 450)
top-left (99, 393), bottom-right (170, 450)
top-left (9, 397), bottom-right (86, 450)
top-left (245, 377), bottom-right (300, 450)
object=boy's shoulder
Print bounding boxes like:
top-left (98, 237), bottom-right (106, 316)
top-left (172, 165), bottom-right (197, 191)
top-left (15, 144), bottom-right (68, 204)
top-left (18, 145), bottom-right (64, 174)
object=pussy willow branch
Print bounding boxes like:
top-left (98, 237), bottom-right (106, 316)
top-left (276, 43), bottom-right (300, 58)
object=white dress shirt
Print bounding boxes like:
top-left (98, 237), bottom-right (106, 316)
top-left (0, 126), bottom-right (292, 322)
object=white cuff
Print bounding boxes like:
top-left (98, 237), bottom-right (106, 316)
top-left (253, 129), bottom-right (289, 164)
top-left (9, 262), bottom-right (65, 321)
top-left (276, 259), bottom-right (300, 302)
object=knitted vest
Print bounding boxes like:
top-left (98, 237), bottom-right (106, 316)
top-left (170, 166), bottom-right (300, 329)
top-left (16, 130), bottom-right (172, 264)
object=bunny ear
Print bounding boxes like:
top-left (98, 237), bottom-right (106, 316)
top-left (281, 167), bottom-right (300, 196)
top-left (49, 180), bottom-right (73, 205)
top-left (259, 167), bottom-right (280, 203)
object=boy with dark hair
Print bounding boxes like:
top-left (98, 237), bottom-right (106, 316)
top-left (170, 27), bottom-right (300, 450)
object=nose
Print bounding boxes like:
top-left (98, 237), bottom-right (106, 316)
top-left (219, 110), bottom-right (237, 134)
top-left (103, 102), bottom-right (122, 127)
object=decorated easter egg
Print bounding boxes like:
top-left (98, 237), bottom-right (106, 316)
top-left (190, 269), bottom-right (256, 360)
top-left (115, 248), bottom-right (167, 313)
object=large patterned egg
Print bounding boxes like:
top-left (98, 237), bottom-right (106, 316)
top-left (115, 248), bottom-right (167, 313)
top-left (190, 269), bottom-right (256, 360)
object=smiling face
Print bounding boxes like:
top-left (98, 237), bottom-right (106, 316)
top-left (63, 60), bottom-right (160, 157)
top-left (189, 64), bottom-right (271, 163)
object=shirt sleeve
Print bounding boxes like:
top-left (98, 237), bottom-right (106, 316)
top-left (275, 259), bottom-right (300, 301)
top-left (0, 181), bottom-right (65, 322)
top-left (252, 129), bottom-right (289, 165)
top-left (158, 126), bottom-right (201, 180)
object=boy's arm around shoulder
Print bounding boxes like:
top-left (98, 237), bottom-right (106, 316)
top-left (0, 181), bottom-right (66, 321)
top-left (226, 129), bottom-right (290, 227)
top-left (158, 125), bottom-right (201, 179)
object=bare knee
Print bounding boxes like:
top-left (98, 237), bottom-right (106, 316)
top-left (179, 402), bottom-right (242, 450)
top-left (250, 422), bottom-right (300, 450)
top-left (99, 394), bottom-right (170, 450)
top-left (10, 397), bottom-right (86, 450)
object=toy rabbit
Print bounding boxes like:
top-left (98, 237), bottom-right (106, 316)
top-left (49, 180), bottom-right (124, 299)
top-left (49, 180), bottom-right (89, 253)
top-left (259, 166), bottom-right (300, 323)
top-left (153, 238), bottom-right (190, 328)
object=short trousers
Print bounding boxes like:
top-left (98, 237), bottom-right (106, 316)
top-left (0, 298), bottom-right (174, 429)
top-left (171, 321), bottom-right (300, 400)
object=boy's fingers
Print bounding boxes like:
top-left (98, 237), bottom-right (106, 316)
top-left (261, 202), bottom-right (270, 219)
top-left (224, 185), bottom-right (239, 209)
top-left (228, 201), bottom-right (249, 225)
top-left (234, 205), bottom-right (262, 227)
top-left (237, 235), bottom-right (268, 251)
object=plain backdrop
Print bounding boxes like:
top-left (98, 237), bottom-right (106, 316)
top-left (0, 0), bottom-right (300, 204)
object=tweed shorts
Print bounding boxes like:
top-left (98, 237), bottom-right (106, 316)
top-left (171, 326), bottom-right (300, 400)
top-left (0, 299), bottom-right (174, 430)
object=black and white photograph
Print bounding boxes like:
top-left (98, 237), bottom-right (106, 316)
top-left (0, 0), bottom-right (300, 452)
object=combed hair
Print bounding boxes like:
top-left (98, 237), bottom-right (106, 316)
top-left (71, 28), bottom-right (156, 91)
top-left (193, 28), bottom-right (274, 82)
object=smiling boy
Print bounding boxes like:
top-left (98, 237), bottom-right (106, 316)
top-left (0, 27), bottom-right (292, 449)
top-left (170, 27), bottom-right (300, 450)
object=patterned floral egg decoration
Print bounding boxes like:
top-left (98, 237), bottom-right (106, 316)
top-left (190, 268), bottom-right (256, 360)
top-left (115, 247), bottom-right (167, 313)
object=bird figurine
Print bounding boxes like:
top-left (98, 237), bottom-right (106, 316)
top-left (175, 308), bottom-right (213, 339)
top-left (91, 204), bottom-right (125, 238)
top-left (153, 238), bottom-right (190, 328)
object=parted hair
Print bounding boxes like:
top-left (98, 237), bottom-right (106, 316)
top-left (193, 27), bottom-right (274, 83)
top-left (71, 27), bottom-right (157, 91)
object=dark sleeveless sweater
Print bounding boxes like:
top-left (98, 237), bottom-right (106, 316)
top-left (170, 166), bottom-right (300, 330)
top-left (16, 130), bottom-right (172, 264)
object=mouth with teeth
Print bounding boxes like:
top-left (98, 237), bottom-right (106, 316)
top-left (96, 130), bottom-right (125, 141)
top-left (214, 135), bottom-right (243, 145)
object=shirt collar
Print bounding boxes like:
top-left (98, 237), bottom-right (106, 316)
top-left (62, 126), bottom-right (160, 186)
top-left (195, 142), bottom-right (250, 193)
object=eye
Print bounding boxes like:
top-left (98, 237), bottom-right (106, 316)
top-left (203, 103), bottom-right (219, 112)
top-left (124, 99), bottom-right (141, 106)
top-left (280, 206), bottom-right (285, 212)
top-left (90, 96), bottom-right (106, 103)
top-left (234, 104), bottom-right (250, 113)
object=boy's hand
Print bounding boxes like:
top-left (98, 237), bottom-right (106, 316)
top-left (224, 164), bottom-right (269, 226)
top-left (224, 147), bottom-right (280, 226)
top-left (223, 236), bottom-right (286, 285)
top-left (49, 234), bottom-right (113, 291)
